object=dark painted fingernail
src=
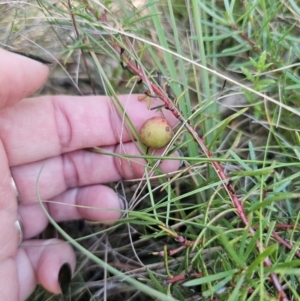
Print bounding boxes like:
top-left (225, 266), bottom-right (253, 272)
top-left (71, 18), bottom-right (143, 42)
top-left (7, 49), bottom-right (53, 65)
top-left (58, 263), bottom-right (72, 295)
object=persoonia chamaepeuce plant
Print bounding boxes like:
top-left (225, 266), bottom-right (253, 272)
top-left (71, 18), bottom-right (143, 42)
top-left (32, 0), bottom-right (300, 300)
top-left (84, 7), bottom-right (292, 301)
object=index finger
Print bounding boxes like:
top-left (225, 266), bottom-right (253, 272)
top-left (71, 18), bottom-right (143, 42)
top-left (0, 94), bottom-right (179, 166)
top-left (0, 48), bottom-right (49, 109)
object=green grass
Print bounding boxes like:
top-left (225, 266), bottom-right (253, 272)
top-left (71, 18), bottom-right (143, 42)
top-left (2, 0), bottom-right (300, 300)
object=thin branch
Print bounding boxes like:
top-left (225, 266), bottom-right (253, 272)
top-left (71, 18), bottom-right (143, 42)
top-left (67, 0), bottom-right (96, 94)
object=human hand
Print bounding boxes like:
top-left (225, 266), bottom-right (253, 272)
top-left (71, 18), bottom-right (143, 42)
top-left (0, 49), bottom-right (181, 301)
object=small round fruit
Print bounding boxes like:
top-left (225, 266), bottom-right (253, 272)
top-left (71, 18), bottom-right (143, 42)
top-left (140, 116), bottom-right (173, 149)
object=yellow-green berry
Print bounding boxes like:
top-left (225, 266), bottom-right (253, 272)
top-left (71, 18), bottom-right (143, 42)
top-left (140, 116), bottom-right (173, 149)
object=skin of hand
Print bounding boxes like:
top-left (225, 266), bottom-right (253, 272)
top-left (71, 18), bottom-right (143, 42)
top-left (0, 48), bottom-right (181, 301)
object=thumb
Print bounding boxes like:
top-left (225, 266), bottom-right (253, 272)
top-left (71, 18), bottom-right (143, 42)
top-left (0, 48), bottom-right (50, 109)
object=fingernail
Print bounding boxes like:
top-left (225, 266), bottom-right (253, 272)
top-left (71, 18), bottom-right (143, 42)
top-left (58, 263), bottom-right (72, 295)
top-left (117, 193), bottom-right (128, 212)
top-left (7, 49), bottom-right (53, 65)
top-left (177, 149), bottom-right (185, 168)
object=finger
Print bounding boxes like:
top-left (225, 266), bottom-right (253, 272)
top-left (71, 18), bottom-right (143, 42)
top-left (0, 144), bottom-right (20, 300)
top-left (19, 185), bottom-right (124, 239)
top-left (18, 204), bottom-right (48, 239)
top-left (0, 259), bottom-right (18, 301)
top-left (16, 239), bottom-right (75, 300)
top-left (0, 94), bottom-right (178, 166)
top-left (0, 48), bottom-right (49, 109)
top-left (11, 143), bottom-right (181, 203)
